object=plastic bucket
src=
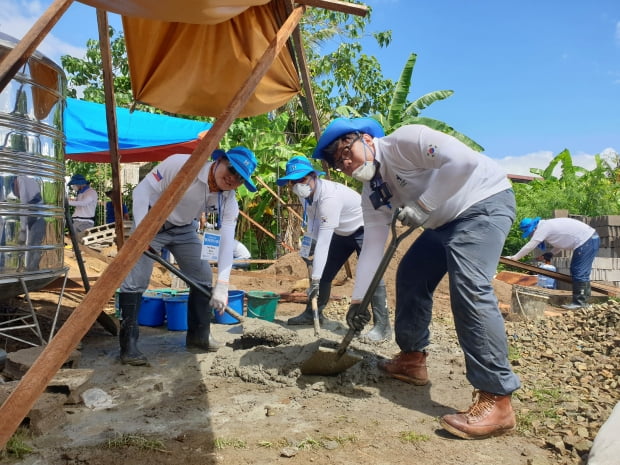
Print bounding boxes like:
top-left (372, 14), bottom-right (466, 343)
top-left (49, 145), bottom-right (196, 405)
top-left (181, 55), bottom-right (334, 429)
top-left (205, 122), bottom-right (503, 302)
top-left (214, 290), bottom-right (245, 324)
top-left (246, 291), bottom-right (280, 322)
top-left (138, 292), bottom-right (166, 327)
top-left (164, 294), bottom-right (189, 331)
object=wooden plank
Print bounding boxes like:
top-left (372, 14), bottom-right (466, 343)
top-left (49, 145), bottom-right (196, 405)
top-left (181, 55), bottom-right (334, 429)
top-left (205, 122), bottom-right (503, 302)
top-left (238, 210), bottom-right (296, 253)
top-left (0, 0), bottom-right (73, 92)
top-left (296, 0), bottom-right (368, 16)
top-left (499, 257), bottom-right (620, 296)
top-left (0, 5), bottom-right (306, 449)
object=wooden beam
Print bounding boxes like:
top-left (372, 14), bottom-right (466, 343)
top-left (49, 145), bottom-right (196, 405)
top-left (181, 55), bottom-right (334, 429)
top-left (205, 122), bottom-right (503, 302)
top-left (255, 176), bottom-right (302, 222)
top-left (499, 257), bottom-right (620, 297)
top-left (295, 0), bottom-right (368, 16)
top-left (0, 0), bottom-right (73, 92)
top-left (0, 5), bottom-right (306, 449)
top-left (96, 10), bottom-right (125, 249)
top-left (238, 210), bottom-right (295, 253)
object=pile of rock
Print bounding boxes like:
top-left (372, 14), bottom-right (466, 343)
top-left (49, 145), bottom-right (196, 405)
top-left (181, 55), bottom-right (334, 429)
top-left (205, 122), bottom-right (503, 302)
top-left (506, 301), bottom-right (620, 463)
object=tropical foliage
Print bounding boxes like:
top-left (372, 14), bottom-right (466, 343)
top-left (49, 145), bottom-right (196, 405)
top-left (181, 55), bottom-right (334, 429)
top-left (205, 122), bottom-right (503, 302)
top-left (505, 149), bottom-right (620, 254)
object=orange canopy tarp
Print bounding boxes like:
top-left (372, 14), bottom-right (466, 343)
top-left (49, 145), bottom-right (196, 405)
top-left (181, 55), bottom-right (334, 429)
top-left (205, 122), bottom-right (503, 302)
top-left (78, 0), bottom-right (300, 116)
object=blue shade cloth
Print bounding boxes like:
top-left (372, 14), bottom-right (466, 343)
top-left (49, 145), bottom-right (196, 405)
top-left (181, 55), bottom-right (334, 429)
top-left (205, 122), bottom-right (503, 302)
top-left (64, 98), bottom-right (212, 162)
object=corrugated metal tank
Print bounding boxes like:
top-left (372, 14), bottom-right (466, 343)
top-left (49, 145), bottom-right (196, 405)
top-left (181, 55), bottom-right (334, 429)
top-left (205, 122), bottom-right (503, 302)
top-left (0, 32), bottom-right (67, 298)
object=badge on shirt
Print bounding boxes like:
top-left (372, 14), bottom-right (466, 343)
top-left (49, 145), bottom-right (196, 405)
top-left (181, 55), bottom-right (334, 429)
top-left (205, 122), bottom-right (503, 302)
top-left (200, 231), bottom-right (220, 261)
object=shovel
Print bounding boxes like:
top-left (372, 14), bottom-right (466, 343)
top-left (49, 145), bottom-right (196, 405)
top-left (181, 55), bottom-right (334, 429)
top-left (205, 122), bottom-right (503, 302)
top-left (300, 210), bottom-right (417, 376)
top-left (144, 248), bottom-right (245, 323)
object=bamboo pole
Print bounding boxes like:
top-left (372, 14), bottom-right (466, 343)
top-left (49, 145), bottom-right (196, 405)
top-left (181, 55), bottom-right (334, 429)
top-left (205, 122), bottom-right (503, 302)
top-left (255, 176), bottom-right (302, 222)
top-left (0, 5), bottom-right (306, 448)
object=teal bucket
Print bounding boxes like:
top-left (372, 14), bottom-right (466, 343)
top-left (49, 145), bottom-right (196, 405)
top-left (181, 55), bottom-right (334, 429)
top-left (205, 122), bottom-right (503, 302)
top-left (139, 292), bottom-right (166, 327)
top-left (164, 294), bottom-right (189, 331)
top-left (246, 291), bottom-right (280, 322)
top-left (214, 290), bottom-right (245, 324)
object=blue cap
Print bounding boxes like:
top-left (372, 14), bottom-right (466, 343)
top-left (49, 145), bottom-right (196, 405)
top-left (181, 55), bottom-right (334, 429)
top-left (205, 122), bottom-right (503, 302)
top-left (68, 174), bottom-right (89, 185)
top-left (212, 147), bottom-right (258, 192)
top-left (519, 217), bottom-right (541, 238)
top-left (312, 117), bottom-right (385, 161)
top-left (276, 156), bottom-right (325, 186)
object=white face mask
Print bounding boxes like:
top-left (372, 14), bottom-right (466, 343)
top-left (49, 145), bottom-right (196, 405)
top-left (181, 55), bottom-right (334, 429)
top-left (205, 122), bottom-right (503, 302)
top-left (292, 182), bottom-right (312, 199)
top-left (351, 162), bottom-right (376, 182)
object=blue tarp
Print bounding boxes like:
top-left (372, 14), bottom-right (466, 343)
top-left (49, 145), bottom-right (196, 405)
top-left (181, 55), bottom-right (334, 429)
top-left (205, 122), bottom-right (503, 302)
top-left (64, 98), bottom-right (212, 162)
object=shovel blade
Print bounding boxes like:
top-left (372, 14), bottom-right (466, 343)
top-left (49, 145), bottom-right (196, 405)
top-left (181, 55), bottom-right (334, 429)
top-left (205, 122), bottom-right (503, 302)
top-left (300, 344), bottom-right (363, 376)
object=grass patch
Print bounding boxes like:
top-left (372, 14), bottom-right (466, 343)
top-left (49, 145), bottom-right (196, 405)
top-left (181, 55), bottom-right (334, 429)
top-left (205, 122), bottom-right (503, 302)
top-left (257, 438), bottom-right (288, 448)
top-left (323, 433), bottom-right (358, 445)
top-left (399, 431), bottom-right (430, 443)
top-left (1, 428), bottom-right (33, 459)
top-left (106, 434), bottom-right (168, 453)
top-left (515, 386), bottom-right (563, 433)
top-left (507, 344), bottom-right (521, 361)
top-left (213, 437), bottom-right (247, 450)
top-left (297, 436), bottom-right (321, 450)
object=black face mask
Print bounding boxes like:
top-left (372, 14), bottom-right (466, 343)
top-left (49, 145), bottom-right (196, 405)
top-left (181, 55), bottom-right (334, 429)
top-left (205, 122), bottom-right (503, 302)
top-left (369, 163), bottom-right (392, 209)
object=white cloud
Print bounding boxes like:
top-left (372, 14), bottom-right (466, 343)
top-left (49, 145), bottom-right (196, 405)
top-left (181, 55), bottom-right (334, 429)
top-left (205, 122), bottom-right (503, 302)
top-left (496, 148), bottom-right (618, 177)
top-left (0, 0), bottom-right (86, 64)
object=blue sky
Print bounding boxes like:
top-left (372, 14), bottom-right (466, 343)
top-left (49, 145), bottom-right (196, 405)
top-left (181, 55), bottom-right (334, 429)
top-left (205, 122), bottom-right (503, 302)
top-left (2, 0), bottom-right (619, 175)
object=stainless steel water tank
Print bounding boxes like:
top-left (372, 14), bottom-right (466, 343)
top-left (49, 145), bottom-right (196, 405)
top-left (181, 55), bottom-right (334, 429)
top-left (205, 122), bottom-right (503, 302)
top-left (0, 32), bottom-right (66, 298)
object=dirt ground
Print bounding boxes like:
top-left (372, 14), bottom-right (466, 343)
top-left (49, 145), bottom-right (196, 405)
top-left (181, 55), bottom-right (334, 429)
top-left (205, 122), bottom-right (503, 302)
top-left (0, 229), bottom-right (579, 465)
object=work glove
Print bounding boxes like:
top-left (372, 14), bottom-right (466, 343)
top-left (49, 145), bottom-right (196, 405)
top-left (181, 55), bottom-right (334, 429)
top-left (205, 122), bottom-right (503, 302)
top-left (397, 203), bottom-right (429, 228)
top-left (307, 279), bottom-right (320, 301)
top-left (346, 302), bottom-right (371, 332)
top-left (209, 282), bottom-right (229, 313)
top-left (504, 255), bottom-right (516, 261)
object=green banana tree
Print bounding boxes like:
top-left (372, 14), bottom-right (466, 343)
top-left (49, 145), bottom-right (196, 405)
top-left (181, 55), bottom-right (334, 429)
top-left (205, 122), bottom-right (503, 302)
top-left (337, 52), bottom-right (484, 152)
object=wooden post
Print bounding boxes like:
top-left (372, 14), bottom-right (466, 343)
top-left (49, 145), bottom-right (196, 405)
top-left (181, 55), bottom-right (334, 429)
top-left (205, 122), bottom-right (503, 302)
top-left (0, 5), bottom-right (306, 449)
top-left (96, 9), bottom-right (125, 249)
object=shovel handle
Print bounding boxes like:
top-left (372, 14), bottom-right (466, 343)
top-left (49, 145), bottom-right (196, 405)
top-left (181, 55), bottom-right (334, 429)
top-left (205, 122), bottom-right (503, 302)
top-left (337, 210), bottom-right (418, 357)
top-left (311, 295), bottom-right (320, 337)
top-left (144, 248), bottom-right (245, 323)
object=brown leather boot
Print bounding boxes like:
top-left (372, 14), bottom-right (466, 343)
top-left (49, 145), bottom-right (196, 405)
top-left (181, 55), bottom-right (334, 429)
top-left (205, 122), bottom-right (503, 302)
top-left (440, 390), bottom-right (516, 439)
top-left (377, 351), bottom-right (428, 385)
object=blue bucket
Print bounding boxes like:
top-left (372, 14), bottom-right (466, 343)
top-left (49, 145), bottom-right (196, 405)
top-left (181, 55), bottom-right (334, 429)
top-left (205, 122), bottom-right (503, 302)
top-left (214, 290), bottom-right (245, 324)
top-left (138, 292), bottom-right (165, 326)
top-left (164, 294), bottom-right (189, 331)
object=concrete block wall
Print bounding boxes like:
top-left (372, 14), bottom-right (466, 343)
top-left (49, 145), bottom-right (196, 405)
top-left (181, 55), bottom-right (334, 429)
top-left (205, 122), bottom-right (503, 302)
top-left (552, 214), bottom-right (620, 289)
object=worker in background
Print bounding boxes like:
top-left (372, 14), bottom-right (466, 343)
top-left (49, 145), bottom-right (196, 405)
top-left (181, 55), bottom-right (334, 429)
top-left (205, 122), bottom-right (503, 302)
top-left (104, 189), bottom-right (130, 224)
top-left (67, 174), bottom-right (98, 236)
top-left (536, 252), bottom-right (557, 289)
top-left (506, 217), bottom-right (599, 309)
top-left (232, 240), bottom-right (251, 270)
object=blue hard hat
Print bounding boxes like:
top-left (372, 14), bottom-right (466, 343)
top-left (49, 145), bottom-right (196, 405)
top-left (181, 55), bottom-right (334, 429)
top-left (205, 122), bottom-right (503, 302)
top-left (68, 174), bottom-right (89, 185)
top-left (519, 217), bottom-right (541, 238)
top-left (276, 156), bottom-right (325, 186)
top-left (312, 117), bottom-right (384, 161)
top-left (212, 147), bottom-right (258, 192)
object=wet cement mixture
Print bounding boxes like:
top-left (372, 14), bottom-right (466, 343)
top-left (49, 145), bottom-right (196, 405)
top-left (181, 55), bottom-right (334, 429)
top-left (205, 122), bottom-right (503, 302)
top-left (0, 229), bottom-right (598, 465)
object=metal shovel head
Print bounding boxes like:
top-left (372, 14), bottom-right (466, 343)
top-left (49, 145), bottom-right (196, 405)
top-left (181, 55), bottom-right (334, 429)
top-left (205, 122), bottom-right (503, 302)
top-left (300, 340), bottom-right (363, 376)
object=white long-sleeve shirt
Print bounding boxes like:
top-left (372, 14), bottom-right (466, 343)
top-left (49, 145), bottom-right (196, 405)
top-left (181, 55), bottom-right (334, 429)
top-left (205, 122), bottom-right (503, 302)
top-left (69, 186), bottom-right (98, 218)
top-left (511, 218), bottom-right (595, 261)
top-left (353, 124), bottom-right (511, 301)
top-left (133, 154), bottom-right (239, 283)
top-left (304, 179), bottom-right (363, 281)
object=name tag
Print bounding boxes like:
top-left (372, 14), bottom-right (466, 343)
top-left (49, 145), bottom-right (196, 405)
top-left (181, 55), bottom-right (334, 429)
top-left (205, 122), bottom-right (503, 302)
top-left (201, 231), bottom-right (220, 261)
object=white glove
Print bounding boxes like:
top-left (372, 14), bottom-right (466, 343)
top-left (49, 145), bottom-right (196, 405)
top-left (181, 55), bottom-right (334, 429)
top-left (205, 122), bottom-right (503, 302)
top-left (307, 279), bottom-right (320, 300)
top-left (209, 282), bottom-right (229, 313)
top-left (397, 203), bottom-right (429, 228)
top-left (504, 255), bottom-right (516, 261)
